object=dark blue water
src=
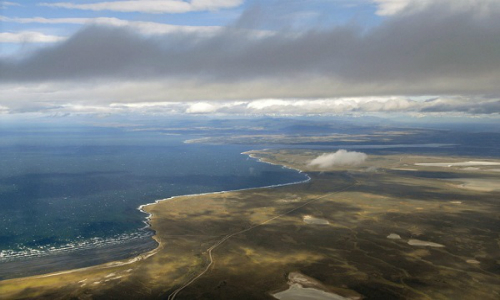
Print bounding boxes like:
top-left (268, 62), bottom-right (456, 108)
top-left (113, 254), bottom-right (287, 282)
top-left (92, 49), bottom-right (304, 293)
top-left (0, 127), bottom-right (306, 263)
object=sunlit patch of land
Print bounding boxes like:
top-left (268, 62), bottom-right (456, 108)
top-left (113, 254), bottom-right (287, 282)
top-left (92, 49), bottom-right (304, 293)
top-left (407, 239), bottom-right (445, 248)
top-left (273, 272), bottom-right (362, 300)
top-left (1, 150), bottom-right (500, 299)
top-left (182, 129), bottom-right (449, 146)
top-left (272, 272), bottom-right (362, 300)
top-left (387, 233), bottom-right (401, 240)
top-left (415, 161), bottom-right (500, 167)
top-left (185, 133), bottom-right (391, 145)
top-left (303, 215), bottom-right (330, 225)
top-left (273, 284), bottom-right (348, 300)
top-left (444, 178), bottom-right (500, 192)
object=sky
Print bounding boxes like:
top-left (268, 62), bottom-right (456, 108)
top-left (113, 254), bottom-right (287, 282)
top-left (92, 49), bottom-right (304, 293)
top-left (1, 0), bottom-right (500, 118)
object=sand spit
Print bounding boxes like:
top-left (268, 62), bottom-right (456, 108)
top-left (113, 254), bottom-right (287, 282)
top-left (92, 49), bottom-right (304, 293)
top-left (303, 215), bottom-right (330, 225)
top-left (415, 161), bottom-right (500, 167)
top-left (408, 239), bottom-right (445, 248)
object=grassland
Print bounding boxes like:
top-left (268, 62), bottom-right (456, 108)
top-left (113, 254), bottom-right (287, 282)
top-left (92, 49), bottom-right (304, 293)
top-left (1, 150), bottom-right (499, 300)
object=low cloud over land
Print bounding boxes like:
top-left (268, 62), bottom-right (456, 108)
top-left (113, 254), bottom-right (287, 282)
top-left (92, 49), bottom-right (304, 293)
top-left (308, 150), bottom-right (368, 169)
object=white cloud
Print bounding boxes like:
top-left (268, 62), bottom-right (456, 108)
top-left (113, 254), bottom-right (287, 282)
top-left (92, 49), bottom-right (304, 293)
top-left (0, 105), bottom-right (9, 114)
top-left (308, 150), bottom-right (368, 168)
top-left (372, 0), bottom-right (414, 16)
top-left (371, 0), bottom-right (500, 16)
top-left (40, 0), bottom-right (243, 14)
top-left (0, 1), bottom-right (21, 9)
top-left (185, 102), bottom-right (217, 114)
top-left (372, 0), bottom-right (500, 16)
top-left (0, 31), bottom-right (65, 43)
top-left (244, 97), bottom-right (419, 114)
top-left (0, 16), bottom-right (220, 35)
top-left (246, 99), bottom-right (291, 110)
top-left (1, 79), bottom-right (499, 116)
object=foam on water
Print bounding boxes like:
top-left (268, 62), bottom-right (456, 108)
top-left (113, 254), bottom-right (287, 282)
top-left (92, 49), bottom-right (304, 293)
top-left (0, 231), bottom-right (153, 262)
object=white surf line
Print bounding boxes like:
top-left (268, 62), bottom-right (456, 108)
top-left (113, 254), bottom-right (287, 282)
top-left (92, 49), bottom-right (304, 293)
top-left (167, 183), bottom-right (357, 300)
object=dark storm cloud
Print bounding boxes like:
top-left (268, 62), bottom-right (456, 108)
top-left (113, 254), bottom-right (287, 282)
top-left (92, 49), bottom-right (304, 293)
top-left (1, 1), bottom-right (500, 96)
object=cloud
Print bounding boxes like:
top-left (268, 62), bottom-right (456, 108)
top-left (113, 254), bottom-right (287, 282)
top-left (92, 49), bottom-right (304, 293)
top-left (372, 0), bottom-right (500, 16)
top-left (308, 150), bottom-right (368, 168)
top-left (185, 102), bottom-right (217, 114)
top-left (2, 0), bottom-right (500, 96)
top-left (0, 31), bottom-right (66, 43)
top-left (40, 0), bottom-right (243, 14)
top-left (372, 0), bottom-right (417, 16)
top-left (2, 0), bottom-right (500, 115)
top-left (420, 97), bottom-right (500, 114)
top-left (0, 1), bottom-right (21, 9)
top-left (243, 97), bottom-right (419, 114)
top-left (1, 80), bottom-right (499, 116)
top-left (0, 105), bottom-right (9, 114)
top-left (0, 16), bottom-right (220, 36)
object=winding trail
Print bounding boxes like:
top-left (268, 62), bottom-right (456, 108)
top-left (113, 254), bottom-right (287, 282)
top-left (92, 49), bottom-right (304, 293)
top-left (167, 183), bottom-right (356, 300)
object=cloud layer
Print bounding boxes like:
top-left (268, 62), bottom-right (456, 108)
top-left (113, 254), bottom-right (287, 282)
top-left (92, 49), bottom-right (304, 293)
top-left (1, 0), bottom-right (500, 116)
top-left (1, 81), bottom-right (499, 115)
top-left (0, 16), bottom-right (220, 35)
top-left (40, 0), bottom-right (243, 14)
top-left (308, 150), bottom-right (368, 168)
top-left (2, 1), bottom-right (500, 96)
top-left (0, 31), bottom-right (65, 43)
top-left (373, 0), bottom-right (500, 16)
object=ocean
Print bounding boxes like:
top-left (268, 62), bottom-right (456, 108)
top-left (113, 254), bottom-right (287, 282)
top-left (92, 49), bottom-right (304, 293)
top-left (0, 126), bottom-right (307, 279)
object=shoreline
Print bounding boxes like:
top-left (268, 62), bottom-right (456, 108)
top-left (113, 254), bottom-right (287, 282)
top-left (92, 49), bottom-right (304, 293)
top-left (0, 236), bottom-right (158, 281)
top-left (0, 150), bottom-right (310, 281)
top-left (137, 150), bottom-right (311, 237)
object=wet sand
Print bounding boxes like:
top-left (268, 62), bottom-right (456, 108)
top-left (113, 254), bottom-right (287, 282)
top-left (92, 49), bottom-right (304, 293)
top-left (0, 235), bottom-right (157, 280)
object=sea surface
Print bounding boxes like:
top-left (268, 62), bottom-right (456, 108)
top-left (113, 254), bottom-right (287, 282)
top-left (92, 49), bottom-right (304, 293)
top-left (0, 126), bottom-right (306, 279)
